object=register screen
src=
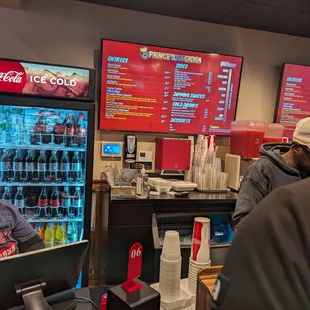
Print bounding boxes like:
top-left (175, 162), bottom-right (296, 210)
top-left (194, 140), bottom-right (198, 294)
top-left (99, 40), bottom-right (243, 135)
top-left (275, 63), bottom-right (310, 139)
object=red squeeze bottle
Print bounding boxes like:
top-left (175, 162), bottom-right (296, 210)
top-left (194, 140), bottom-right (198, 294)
top-left (100, 294), bottom-right (107, 310)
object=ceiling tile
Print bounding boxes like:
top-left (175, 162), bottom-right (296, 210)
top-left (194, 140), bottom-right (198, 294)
top-left (220, 1), bottom-right (302, 29)
top-left (248, 0), bottom-right (310, 11)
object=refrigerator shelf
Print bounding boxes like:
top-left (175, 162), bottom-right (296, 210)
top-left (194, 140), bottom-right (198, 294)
top-left (28, 218), bottom-right (83, 223)
top-left (0, 144), bottom-right (86, 152)
top-left (0, 182), bottom-right (84, 187)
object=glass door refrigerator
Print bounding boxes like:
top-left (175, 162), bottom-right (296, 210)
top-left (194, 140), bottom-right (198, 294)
top-left (0, 59), bottom-right (96, 287)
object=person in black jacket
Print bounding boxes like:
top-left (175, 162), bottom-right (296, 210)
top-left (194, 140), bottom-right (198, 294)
top-left (0, 200), bottom-right (44, 258)
top-left (233, 117), bottom-right (310, 228)
top-left (212, 178), bottom-right (310, 310)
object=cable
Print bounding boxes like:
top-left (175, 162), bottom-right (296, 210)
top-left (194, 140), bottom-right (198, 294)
top-left (63, 296), bottom-right (98, 310)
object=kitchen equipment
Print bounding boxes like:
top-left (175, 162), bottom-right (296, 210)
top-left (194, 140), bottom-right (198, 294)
top-left (230, 120), bottom-right (265, 158)
top-left (263, 123), bottom-right (284, 143)
top-left (155, 138), bottom-right (191, 173)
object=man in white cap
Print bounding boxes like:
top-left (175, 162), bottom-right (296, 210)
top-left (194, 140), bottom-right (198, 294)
top-left (233, 117), bottom-right (310, 228)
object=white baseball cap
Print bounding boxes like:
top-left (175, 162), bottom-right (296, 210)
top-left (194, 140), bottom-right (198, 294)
top-left (293, 118), bottom-right (310, 148)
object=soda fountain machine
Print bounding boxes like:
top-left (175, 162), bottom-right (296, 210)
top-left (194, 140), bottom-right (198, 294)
top-left (0, 59), bottom-right (96, 286)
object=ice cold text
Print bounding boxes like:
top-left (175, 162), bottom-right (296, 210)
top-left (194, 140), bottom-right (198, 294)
top-left (30, 75), bottom-right (77, 87)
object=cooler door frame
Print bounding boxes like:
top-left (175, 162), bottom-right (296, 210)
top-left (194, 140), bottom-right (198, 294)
top-left (0, 94), bottom-right (95, 287)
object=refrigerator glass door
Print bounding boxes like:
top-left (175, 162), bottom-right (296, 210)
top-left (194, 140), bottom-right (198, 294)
top-left (0, 105), bottom-right (88, 285)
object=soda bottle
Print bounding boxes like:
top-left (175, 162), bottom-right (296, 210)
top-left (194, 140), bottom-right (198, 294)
top-left (71, 151), bottom-right (82, 182)
top-left (25, 150), bottom-right (34, 182)
top-left (44, 222), bottom-right (54, 248)
top-left (14, 187), bottom-right (25, 215)
top-left (62, 186), bottom-right (71, 217)
top-left (55, 222), bottom-right (66, 246)
top-left (13, 150), bottom-right (23, 182)
top-left (38, 187), bottom-right (48, 218)
top-left (73, 186), bottom-right (83, 217)
top-left (0, 149), bottom-right (12, 182)
top-left (75, 113), bottom-right (86, 147)
top-left (50, 187), bottom-right (60, 218)
top-left (66, 221), bottom-right (79, 243)
top-left (53, 118), bottom-right (65, 145)
top-left (35, 222), bottom-right (44, 239)
top-left (60, 151), bottom-right (70, 182)
top-left (48, 150), bottom-right (58, 182)
top-left (65, 114), bottom-right (75, 147)
top-left (2, 187), bottom-right (12, 204)
top-left (37, 150), bottom-right (47, 182)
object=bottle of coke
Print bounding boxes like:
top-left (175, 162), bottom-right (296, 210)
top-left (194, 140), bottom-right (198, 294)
top-left (60, 151), bottom-right (70, 182)
top-left (71, 151), bottom-right (82, 182)
top-left (0, 149), bottom-right (12, 182)
top-left (38, 187), bottom-right (48, 219)
top-left (37, 150), bottom-right (47, 182)
top-left (25, 150), bottom-right (34, 182)
top-left (73, 186), bottom-right (83, 217)
top-left (14, 187), bottom-right (25, 216)
top-left (50, 187), bottom-right (60, 218)
top-left (62, 186), bottom-right (71, 217)
top-left (2, 187), bottom-right (12, 204)
top-left (65, 114), bottom-right (75, 147)
top-left (48, 150), bottom-right (58, 182)
top-left (13, 150), bottom-right (23, 182)
top-left (75, 113), bottom-right (86, 147)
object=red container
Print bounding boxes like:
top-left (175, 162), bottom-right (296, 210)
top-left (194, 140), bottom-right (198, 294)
top-left (230, 121), bottom-right (265, 158)
top-left (263, 123), bottom-right (284, 143)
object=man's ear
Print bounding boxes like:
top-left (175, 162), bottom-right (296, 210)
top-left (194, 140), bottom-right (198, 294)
top-left (291, 142), bottom-right (300, 153)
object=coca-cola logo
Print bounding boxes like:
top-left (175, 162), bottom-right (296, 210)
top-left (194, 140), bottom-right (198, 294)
top-left (0, 61), bottom-right (26, 93)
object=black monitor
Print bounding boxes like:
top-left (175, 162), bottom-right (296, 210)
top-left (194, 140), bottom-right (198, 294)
top-left (1, 240), bottom-right (89, 310)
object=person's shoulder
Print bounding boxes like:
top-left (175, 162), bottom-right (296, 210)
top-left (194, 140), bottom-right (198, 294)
top-left (0, 200), bottom-right (19, 218)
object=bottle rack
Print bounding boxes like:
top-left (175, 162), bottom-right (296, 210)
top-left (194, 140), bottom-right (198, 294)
top-left (0, 182), bottom-right (84, 187)
top-left (28, 217), bottom-right (83, 223)
top-left (0, 144), bottom-right (86, 152)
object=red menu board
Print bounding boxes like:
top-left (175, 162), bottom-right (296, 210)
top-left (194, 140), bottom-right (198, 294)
top-left (0, 59), bottom-right (92, 100)
top-left (275, 63), bottom-right (310, 139)
top-left (99, 40), bottom-right (243, 135)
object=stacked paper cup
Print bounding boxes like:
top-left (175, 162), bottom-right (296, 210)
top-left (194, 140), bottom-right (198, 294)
top-left (188, 217), bottom-right (211, 295)
top-left (159, 231), bottom-right (182, 302)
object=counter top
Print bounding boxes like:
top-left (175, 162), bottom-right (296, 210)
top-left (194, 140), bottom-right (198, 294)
top-left (112, 191), bottom-right (238, 202)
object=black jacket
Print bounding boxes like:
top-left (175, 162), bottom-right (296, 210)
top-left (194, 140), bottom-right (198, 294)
top-left (214, 178), bottom-right (310, 310)
top-left (233, 143), bottom-right (301, 228)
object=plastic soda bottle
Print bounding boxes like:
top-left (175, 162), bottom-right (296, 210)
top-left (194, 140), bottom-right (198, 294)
top-left (55, 222), bottom-right (66, 246)
top-left (44, 222), bottom-right (54, 248)
top-left (35, 222), bottom-right (44, 239)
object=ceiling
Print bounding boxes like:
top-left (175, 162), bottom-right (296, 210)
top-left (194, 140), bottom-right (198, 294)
top-left (78, 0), bottom-right (310, 38)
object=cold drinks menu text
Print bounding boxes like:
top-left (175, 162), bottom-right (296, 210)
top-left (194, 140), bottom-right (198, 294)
top-left (100, 40), bottom-right (243, 135)
top-left (276, 64), bottom-right (310, 139)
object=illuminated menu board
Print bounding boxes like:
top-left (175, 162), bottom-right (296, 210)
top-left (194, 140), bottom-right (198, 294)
top-left (275, 63), bottom-right (310, 138)
top-left (99, 40), bottom-right (243, 135)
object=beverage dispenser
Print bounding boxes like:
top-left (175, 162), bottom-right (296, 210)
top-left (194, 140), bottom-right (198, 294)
top-left (230, 121), bottom-right (265, 158)
top-left (263, 124), bottom-right (284, 143)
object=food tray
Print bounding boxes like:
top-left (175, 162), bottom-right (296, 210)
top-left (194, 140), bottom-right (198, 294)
top-left (151, 281), bottom-right (193, 310)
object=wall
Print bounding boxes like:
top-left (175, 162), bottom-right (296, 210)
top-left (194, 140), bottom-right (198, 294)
top-left (1, 0), bottom-right (310, 178)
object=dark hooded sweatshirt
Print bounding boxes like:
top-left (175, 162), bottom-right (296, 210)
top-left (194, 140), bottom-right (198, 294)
top-left (212, 178), bottom-right (310, 310)
top-left (233, 143), bottom-right (301, 228)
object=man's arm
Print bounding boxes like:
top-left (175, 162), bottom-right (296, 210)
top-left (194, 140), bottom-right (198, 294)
top-left (19, 234), bottom-right (44, 253)
top-left (232, 177), bottom-right (266, 228)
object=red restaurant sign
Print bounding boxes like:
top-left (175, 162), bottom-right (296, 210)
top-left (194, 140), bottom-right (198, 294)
top-left (0, 59), bottom-right (92, 100)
